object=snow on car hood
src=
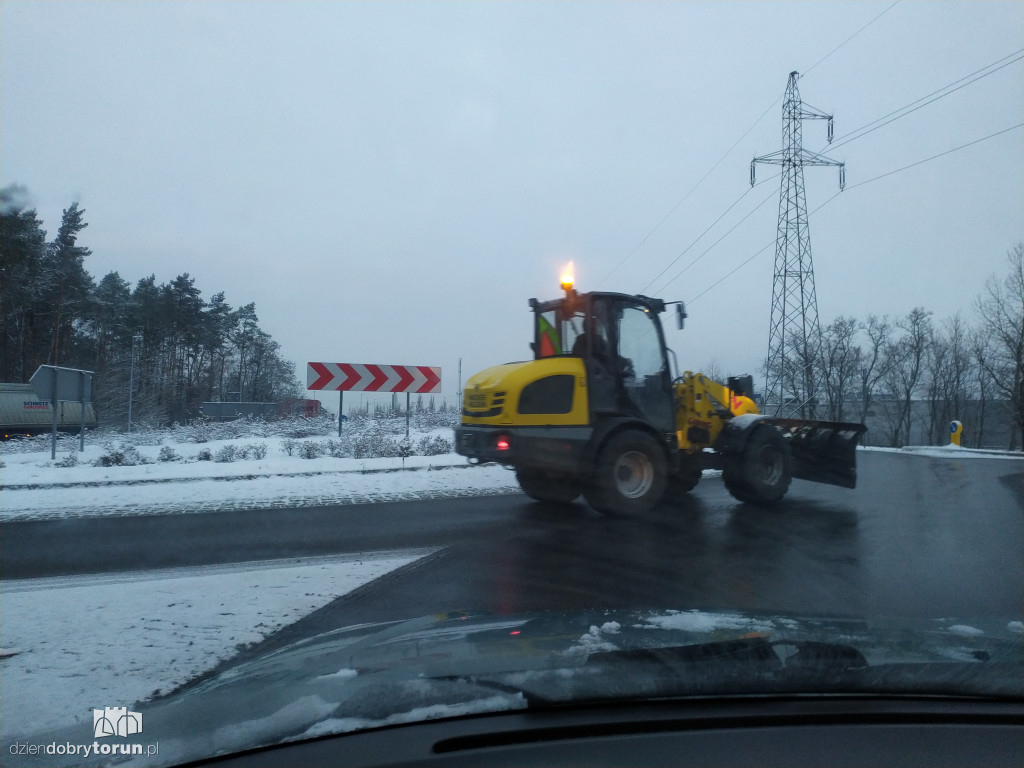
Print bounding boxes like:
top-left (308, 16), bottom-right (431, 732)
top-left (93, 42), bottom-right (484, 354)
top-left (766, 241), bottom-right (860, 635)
top-left (13, 610), bottom-right (1023, 768)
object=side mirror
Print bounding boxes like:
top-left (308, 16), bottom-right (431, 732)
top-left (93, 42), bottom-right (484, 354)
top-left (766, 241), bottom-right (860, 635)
top-left (675, 302), bottom-right (687, 330)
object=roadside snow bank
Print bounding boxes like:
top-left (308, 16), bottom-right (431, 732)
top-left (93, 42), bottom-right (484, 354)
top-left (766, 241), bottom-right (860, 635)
top-left (861, 445), bottom-right (1023, 460)
top-left (0, 550), bottom-right (434, 741)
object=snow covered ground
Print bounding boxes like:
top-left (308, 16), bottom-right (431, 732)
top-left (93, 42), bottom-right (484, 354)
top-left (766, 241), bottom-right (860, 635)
top-left (1, 430), bottom-right (520, 522)
top-left (1, 422), bottom-right (518, 743)
top-left (1, 422), bottom-right (1018, 746)
top-left (0, 551), bottom-right (433, 742)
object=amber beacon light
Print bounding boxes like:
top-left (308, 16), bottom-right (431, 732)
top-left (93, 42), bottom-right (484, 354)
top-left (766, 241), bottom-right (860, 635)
top-left (560, 262), bottom-right (575, 292)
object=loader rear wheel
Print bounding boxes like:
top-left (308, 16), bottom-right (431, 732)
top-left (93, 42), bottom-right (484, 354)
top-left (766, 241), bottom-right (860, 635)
top-left (723, 426), bottom-right (792, 505)
top-left (515, 468), bottom-right (580, 504)
top-left (584, 430), bottom-right (667, 515)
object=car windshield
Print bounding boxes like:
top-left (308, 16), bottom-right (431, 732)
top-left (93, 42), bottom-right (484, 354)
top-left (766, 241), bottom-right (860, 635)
top-left (1, 1), bottom-right (1022, 766)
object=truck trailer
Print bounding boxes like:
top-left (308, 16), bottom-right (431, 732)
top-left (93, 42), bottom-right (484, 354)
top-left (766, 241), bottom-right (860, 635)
top-left (0, 382), bottom-right (98, 439)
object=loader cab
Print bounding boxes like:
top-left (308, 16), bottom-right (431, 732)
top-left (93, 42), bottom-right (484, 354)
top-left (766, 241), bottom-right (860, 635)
top-left (529, 291), bottom-right (676, 434)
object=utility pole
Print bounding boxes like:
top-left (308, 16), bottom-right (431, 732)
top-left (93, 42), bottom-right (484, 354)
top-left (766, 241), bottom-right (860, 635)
top-left (128, 333), bottom-right (142, 432)
top-left (457, 358), bottom-right (463, 412)
top-left (751, 71), bottom-right (844, 417)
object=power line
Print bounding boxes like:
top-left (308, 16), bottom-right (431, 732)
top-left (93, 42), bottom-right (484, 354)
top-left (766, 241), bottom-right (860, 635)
top-left (598, 93), bottom-right (783, 290)
top-left (645, 182), bottom-right (778, 295)
top-left (802, 0), bottom-right (903, 77)
top-left (688, 121), bottom-right (1024, 304)
top-left (845, 122), bottom-right (1024, 189)
top-left (689, 241), bottom-right (774, 304)
top-left (825, 50), bottom-right (1024, 152)
top-left (639, 172), bottom-right (779, 294)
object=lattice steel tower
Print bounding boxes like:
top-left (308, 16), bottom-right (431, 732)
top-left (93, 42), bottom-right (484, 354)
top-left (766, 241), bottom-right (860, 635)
top-left (751, 71), bottom-right (844, 417)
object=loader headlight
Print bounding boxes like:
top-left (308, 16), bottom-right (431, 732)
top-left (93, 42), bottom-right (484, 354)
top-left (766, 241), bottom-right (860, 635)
top-left (495, 434), bottom-right (511, 451)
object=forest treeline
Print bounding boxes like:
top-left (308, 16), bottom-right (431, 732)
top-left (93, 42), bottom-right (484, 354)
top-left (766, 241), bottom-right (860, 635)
top-left (2, 185), bottom-right (1021, 447)
top-left (0, 186), bottom-right (302, 426)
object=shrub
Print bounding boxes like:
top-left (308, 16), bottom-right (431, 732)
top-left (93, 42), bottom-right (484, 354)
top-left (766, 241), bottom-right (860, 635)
top-left (298, 441), bottom-right (323, 459)
top-left (417, 435), bottom-right (452, 456)
top-left (323, 439), bottom-right (351, 458)
top-left (196, 448), bottom-right (213, 461)
top-left (214, 445), bottom-right (238, 463)
top-left (158, 446), bottom-right (180, 462)
top-left (93, 444), bottom-right (150, 467)
top-left (353, 432), bottom-right (402, 458)
top-left (281, 417), bottom-right (330, 438)
top-left (246, 442), bottom-right (268, 460)
top-left (56, 451), bottom-right (79, 468)
top-left (281, 438), bottom-right (297, 457)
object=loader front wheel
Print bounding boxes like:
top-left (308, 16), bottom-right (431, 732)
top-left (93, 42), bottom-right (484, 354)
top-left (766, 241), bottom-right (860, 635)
top-left (515, 469), bottom-right (580, 504)
top-left (723, 426), bottom-right (792, 505)
top-left (584, 430), bottom-right (668, 515)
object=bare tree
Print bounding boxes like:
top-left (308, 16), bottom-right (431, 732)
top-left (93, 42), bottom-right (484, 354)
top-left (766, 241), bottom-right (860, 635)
top-left (818, 316), bottom-right (861, 421)
top-left (925, 314), bottom-right (972, 445)
top-left (854, 315), bottom-right (893, 440)
top-left (881, 308), bottom-right (932, 447)
top-left (970, 329), bottom-right (994, 448)
top-left (702, 358), bottom-right (723, 385)
top-left (974, 244), bottom-right (1024, 450)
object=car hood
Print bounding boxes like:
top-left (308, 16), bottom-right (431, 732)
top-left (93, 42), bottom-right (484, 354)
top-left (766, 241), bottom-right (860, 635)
top-left (17, 609), bottom-right (1024, 767)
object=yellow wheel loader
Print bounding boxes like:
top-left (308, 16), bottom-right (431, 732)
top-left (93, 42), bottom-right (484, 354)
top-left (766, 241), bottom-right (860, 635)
top-left (455, 283), bottom-right (866, 514)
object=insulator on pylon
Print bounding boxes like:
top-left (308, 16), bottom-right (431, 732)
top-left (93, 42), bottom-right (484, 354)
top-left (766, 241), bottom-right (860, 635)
top-left (827, 117), bottom-right (834, 143)
top-left (750, 162), bottom-right (756, 186)
top-left (839, 164), bottom-right (846, 190)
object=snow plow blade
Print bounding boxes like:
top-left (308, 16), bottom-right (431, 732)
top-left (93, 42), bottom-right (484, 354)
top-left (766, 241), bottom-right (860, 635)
top-left (763, 418), bottom-right (868, 489)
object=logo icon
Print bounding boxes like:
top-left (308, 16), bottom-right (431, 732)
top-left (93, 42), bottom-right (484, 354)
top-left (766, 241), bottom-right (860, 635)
top-left (93, 707), bottom-right (142, 738)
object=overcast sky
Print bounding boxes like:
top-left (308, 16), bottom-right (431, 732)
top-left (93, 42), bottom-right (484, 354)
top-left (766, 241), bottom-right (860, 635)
top-left (2, 0), bottom-right (1021, 406)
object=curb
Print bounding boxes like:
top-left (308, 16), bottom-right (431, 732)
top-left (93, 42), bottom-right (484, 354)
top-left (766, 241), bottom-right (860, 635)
top-left (0, 461), bottom-right (490, 492)
top-left (898, 446), bottom-right (1024, 459)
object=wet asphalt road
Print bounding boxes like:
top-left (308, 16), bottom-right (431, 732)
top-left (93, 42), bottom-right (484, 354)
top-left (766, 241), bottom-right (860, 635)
top-left (3, 452), bottom-right (1021, 637)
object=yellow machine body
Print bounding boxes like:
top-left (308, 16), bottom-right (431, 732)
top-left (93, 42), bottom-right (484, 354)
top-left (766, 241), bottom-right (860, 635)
top-left (461, 357), bottom-right (590, 427)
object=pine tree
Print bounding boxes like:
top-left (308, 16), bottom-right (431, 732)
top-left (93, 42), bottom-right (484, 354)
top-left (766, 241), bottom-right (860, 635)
top-left (0, 186), bottom-right (48, 380)
top-left (42, 202), bottom-right (93, 365)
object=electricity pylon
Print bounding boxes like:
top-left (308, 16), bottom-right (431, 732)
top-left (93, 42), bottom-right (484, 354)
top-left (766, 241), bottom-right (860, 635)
top-left (751, 71), bottom-right (844, 417)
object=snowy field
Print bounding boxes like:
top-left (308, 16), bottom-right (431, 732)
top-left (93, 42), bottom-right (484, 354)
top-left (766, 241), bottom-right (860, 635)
top-left (1, 423), bottom-right (520, 522)
top-left (1, 419), bottom-right (1018, 745)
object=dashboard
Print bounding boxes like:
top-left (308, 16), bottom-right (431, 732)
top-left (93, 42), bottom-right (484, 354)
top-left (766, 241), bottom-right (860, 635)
top-left (188, 697), bottom-right (1023, 767)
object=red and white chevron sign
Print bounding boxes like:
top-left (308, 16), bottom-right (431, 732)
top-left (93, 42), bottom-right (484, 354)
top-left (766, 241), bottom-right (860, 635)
top-left (306, 363), bottom-right (442, 394)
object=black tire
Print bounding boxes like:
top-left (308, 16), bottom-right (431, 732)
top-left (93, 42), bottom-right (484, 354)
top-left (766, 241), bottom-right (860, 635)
top-left (665, 459), bottom-right (702, 504)
top-left (722, 426), bottom-right (792, 505)
top-left (583, 430), bottom-right (668, 515)
top-left (515, 468), bottom-right (580, 504)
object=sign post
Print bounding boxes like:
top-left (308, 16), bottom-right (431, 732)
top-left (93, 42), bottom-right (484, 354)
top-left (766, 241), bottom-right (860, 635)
top-left (29, 365), bottom-right (94, 459)
top-left (307, 363), bottom-right (442, 440)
